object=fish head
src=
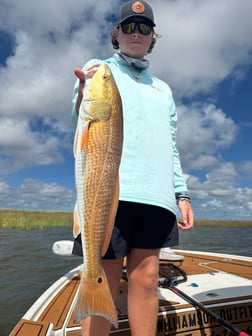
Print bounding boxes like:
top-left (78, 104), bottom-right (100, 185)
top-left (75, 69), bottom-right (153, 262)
top-left (83, 64), bottom-right (116, 122)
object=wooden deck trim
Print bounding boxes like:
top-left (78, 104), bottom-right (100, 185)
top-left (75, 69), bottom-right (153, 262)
top-left (38, 275), bottom-right (80, 330)
top-left (10, 251), bottom-right (252, 336)
top-left (177, 252), bottom-right (252, 279)
top-left (9, 319), bottom-right (53, 336)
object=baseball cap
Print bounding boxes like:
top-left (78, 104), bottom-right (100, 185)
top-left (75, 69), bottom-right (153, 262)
top-left (118, 1), bottom-right (156, 27)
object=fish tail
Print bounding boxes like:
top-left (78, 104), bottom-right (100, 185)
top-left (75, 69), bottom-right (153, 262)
top-left (74, 266), bottom-right (118, 328)
top-left (73, 203), bottom-right (81, 238)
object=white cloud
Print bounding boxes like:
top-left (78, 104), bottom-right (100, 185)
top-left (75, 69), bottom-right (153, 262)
top-left (186, 163), bottom-right (252, 218)
top-left (0, 118), bottom-right (64, 173)
top-left (0, 0), bottom-right (120, 175)
top-left (239, 161), bottom-right (252, 176)
top-left (0, 0), bottom-right (251, 219)
top-left (176, 103), bottom-right (238, 170)
top-left (0, 179), bottom-right (10, 196)
top-left (150, 0), bottom-right (252, 96)
top-left (0, 178), bottom-right (74, 210)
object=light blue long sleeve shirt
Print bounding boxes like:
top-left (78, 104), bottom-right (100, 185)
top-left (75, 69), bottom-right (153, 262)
top-left (72, 56), bottom-right (188, 215)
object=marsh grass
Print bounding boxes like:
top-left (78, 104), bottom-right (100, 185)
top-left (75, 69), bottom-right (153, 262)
top-left (0, 209), bottom-right (251, 229)
top-left (192, 219), bottom-right (252, 227)
top-left (0, 209), bottom-right (73, 229)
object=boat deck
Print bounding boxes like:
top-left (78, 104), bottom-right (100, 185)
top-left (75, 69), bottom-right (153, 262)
top-left (10, 250), bottom-right (252, 336)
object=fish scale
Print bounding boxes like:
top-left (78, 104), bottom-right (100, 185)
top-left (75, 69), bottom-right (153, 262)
top-left (73, 63), bottom-right (123, 327)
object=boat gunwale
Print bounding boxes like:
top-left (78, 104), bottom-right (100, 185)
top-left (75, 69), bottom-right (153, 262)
top-left (10, 250), bottom-right (252, 336)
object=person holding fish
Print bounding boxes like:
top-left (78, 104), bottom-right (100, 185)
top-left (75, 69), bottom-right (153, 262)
top-left (71, 1), bottom-right (194, 335)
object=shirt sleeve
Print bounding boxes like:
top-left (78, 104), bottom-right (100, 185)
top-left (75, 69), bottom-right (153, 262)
top-left (169, 97), bottom-right (188, 193)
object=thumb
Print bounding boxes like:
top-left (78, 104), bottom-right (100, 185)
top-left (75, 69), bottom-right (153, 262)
top-left (74, 68), bottom-right (85, 82)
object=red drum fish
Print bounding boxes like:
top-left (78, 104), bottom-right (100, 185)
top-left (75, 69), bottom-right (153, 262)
top-left (73, 63), bottom-right (123, 327)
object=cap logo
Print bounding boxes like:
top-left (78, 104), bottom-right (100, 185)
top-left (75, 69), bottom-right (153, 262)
top-left (132, 1), bottom-right (145, 14)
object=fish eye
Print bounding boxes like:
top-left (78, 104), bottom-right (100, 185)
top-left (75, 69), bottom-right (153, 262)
top-left (97, 276), bottom-right (103, 284)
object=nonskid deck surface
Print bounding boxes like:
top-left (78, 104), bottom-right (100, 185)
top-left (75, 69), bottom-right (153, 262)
top-left (10, 250), bottom-right (252, 336)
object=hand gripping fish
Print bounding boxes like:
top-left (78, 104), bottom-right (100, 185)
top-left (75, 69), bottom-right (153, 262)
top-left (73, 63), bottom-right (123, 328)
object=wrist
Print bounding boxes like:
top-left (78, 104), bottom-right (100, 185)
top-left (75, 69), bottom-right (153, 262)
top-left (175, 192), bottom-right (191, 205)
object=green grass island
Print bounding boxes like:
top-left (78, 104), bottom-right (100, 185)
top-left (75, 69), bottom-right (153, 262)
top-left (0, 209), bottom-right (251, 230)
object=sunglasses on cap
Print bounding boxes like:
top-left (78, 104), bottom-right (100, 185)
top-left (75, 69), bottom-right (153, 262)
top-left (120, 21), bottom-right (153, 35)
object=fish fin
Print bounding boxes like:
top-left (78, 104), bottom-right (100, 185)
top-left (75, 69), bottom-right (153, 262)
top-left (101, 176), bottom-right (119, 257)
top-left (73, 126), bottom-right (79, 157)
top-left (73, 122), bottom-right (89, 157)
top-left (74, 266), bottom-right (118, 328)
top-left (80, 123), bottom-right (89, 149)
top-left (73, 203), bottom-right (81, 238)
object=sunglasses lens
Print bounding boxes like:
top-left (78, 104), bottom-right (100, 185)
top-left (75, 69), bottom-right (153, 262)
top-left (121, 22), bottom-right (136, 34)
top-left (138, 23), bottom-right (152, 35)
top-left (121, 22), bottom-right (152, 35)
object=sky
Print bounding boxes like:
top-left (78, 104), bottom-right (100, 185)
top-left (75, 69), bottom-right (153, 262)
top-left (0, 0), bottom-right (251, 220)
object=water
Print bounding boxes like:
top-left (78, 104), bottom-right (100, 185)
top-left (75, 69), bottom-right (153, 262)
top-left (179, 226), bottom-right (252, 257)
top-left (0, 226), bottom-right (251, 336)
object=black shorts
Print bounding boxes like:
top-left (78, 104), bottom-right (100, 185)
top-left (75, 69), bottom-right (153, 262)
top-left (72, 201), bottom-right (178, 259)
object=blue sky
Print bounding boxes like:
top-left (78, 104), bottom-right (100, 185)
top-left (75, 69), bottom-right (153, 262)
top-left (0, 0), bottom-right (251, 220)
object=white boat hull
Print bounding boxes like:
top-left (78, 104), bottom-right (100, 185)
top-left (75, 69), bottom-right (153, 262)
top-left (10, 250), bottom-right (252, 336)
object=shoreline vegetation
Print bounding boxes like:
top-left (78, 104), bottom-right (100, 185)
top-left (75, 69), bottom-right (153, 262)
top-left (0, 209), bottom-right (251, 230)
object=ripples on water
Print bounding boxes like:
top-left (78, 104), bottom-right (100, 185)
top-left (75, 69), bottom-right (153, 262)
top-left (0, 226), bottom-right (251, 335)
top-left (0, 227), bottom-right (80, 336)
top-left (179, 226), bottom-right (252, 256)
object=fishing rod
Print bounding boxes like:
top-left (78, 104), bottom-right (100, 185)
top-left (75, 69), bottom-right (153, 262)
top-left (158, 263), bottom-right (250, 336)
